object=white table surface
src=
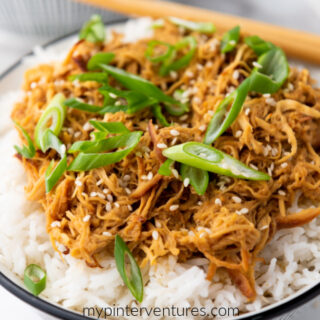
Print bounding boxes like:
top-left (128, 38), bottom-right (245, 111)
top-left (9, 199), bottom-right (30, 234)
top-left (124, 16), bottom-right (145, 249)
top-left (0, 1), bottom-right (320, 318)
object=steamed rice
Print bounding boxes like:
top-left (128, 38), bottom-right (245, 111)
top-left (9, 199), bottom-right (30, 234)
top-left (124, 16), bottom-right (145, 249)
top-left (0, 18), bottom-right (320, 319)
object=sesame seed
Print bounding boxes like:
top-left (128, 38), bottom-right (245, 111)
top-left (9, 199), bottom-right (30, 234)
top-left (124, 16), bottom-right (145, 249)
top-left (186, 71), bottom-right (194, 78)
top-left (75, 180), bottom-right (82, 187)
top-left (271, 147), bottom-right (278, 157)
top-left (127, 205), bottom-right (133, 211)
top-left (268, 163), bottom-right (274, 176)
top-left (232, 196), bottom-right (242, 203)
top-left (245, 108), bottom-right (250, 116)
top-left (123, 175), bottom-right (131, 181)
top-left (81, 192), bottom-right (87, 197)
top-left (147, 172), bottom-right (153, 180)
top-left (171, 137), bottom-right (178, 145)
top-left (170, 71), bottom-right (178, 79)
top-left (90, 192), bottom-right (97, 197)
top-left (263, 93), bottom-right (271, 98)
top-left (105, 202), bottom-right (112, 212)
top-left (103, 231), bottom-right (112, 237)
top-left (103, 188), bottom-right (109, 194)
top-left (155, 221), bottom-right (161, 228)
top-left (125, 188), bottom-right (131, 195)
top-left (197, 201), bottom-right (203, 206)
top-left (260, 225), bottom-right (269, 231)
top-left (197, 63), bottom-right (204, 70)
top-left (107, 194), bottom-right (113, 202)
top-left (114, 202), bottom-right (120, 208)
top-left (169, 204), bottom-right (179, 211)
top-left (30, 82), bottom-right (37, 89)
top-left (96, 179), bottom-right (103, 186)
top-left (215, 198), bottom-right (222, 206)
top-left (188, 231), bottom-right (195, 237)
top-left (141, 175), bottom-right (148, 180)
top-left (97, 192), bottom-right (105, 199)
top-left (235, 130), bottom-right (242, 138)
top-left (183, 178), bottom-right (190, 187)
top-left (236, 208), bottom-right (249, 215)
top-left (232, 70), bottom-right (240, 80)
top-left (83, 122), bottom-right (92, 131)
top-left (172, 169), bottom-right (179, 179)
top-left (278, 190), bottom-right (286, 196)
top-left (253, 61), bottom-right (263, 69)
top-left (193, 97), bottom-right (201, 104)
top-left (249, 163), bottom-right (258, 170)
top-left (265, 97), bottom-right (277, 107)
top-left (287, 83), bottom-right (294, 91)
top-left (206, 61), bottom-right (213, 68)
top-left (170, 129), bottom-right (180, 136)
top-left (157, 143), bottom-right (167, 149)
top-left (152, 230), bottom-right (159, 240)
top-left (179, 114), bottom-right (188, 121)
top-left (109, 92), bottom-right (117, 99)
top-left (115, 100), bottom-right (122, 106)
top-left (199, 124), bottom-right (206, 132)
top-left (281, 162), bottom-right (288, 168)
top-left (199, 232), bottom-right (206, 238)
top-left (74, 131), bottom-right (81, 138)
top-left (83, 215), bottom-right (91, 222)
top-left (51, 221), bottom-right (61, 228)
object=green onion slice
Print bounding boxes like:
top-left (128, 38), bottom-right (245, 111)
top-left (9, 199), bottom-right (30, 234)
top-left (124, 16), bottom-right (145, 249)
top-left (163, 142), bottom-right (270, 181)
top-left (250, 47), bottom-right (289, 94)
top-left (89, 120), bottom-right (130, 133)
top-left (68, 131), bottom-right (142, 171)
top-left (34, 93), bottom-right (66, 151)
top-left (64, 98), bottom-right (120, 114)
top-left (204, 77), bottom-right (251, 144)
top-left (79, 14), bottom-right (106, 43)
top-left (169, 17), bottom-right (216, 34)
top-left (13, 122), bottom-right (36, 159)
top-left (158, 158), bottom-right (174, 176)
top-left (87, 52), bottom-right (115, 70)
top-left (145, 40), bottom-right (176, 63)
top-left (24, 264), bottom-right (47, 296)
top-left (151, 105), bottom-right (169, 127)
top-left (180, 164), bottom-right (209, 195)
top-left (221, 26), bottom-right (240, 53)
top-left (114, 235), bottom-right (143, 303)
top-left (245, 35), bottom-right (275, 56)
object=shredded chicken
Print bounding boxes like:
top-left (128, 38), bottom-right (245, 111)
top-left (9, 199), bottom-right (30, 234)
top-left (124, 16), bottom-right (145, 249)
top-left (11, 21), bottom-right (320, 299)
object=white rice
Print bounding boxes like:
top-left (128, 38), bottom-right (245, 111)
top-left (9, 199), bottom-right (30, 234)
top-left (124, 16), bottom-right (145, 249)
top-left (0, 18), bottom-right (320, 319)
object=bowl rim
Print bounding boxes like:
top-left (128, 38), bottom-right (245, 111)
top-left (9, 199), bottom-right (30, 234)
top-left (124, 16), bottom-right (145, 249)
top-left (0, 17), bottom-right (319, 320)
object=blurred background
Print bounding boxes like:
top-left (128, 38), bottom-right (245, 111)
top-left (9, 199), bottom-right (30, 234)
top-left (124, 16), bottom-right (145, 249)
top-left (0, 1), bottom-right (319, 319)
top-left (0, 0), bottom-right (319, 73)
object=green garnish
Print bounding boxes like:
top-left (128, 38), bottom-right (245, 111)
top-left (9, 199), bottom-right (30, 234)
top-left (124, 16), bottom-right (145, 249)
top-left (245, 35), bottom-right (275, 56)
top-left (169, 17), bottom-right (216, 34)
top-left (163, 142), bottom-right (270, 181)
top-left (13, 122), bottom-right (36, 159)
top-left (68, 72), bottom-right (109, 84)
top-left (79, 14), bottom-right (105, 43)
top-left (180, 164), bottom-right (209, 195)
top-left (151, 105), bottom-right (170, 127)
top-left (220, 26), bottom-right (240, 53)
top-left (114, 235), bottom-right (144, 303)
top-left (24, 264), bottom-right (47, 296)
top-left (158, 158), bottom-right (174, 176)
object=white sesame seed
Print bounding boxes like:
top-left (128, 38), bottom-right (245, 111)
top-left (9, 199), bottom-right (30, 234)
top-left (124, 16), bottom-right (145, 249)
top-left (197, 63), bottom-right (204, 71)
top-left (107, 194), bottom-right (113, 202)
top-left (170, 129), bottom-right (180, 136)
top-left (253, 61), bottom-right (263, 69)
top-left (105, 202), bottom-right (112, 212)
top-left (114, 202), bottom-right (120, 208)
top-left (51, 221), bottom-right (61, 228)
top-left (199, 232), bottom-right (206, 238)
top-left (96, 179), bottom-right (103, 186)
top-left (75, 179), bottom-right (82, 187)
top-left (287, 83), bottom-right (294, 91)
top-left (125, 188), bottom-right (131, 195)
top-left (232, 70), bottom-right (240, 80)
top-left (268, 163), bottom-right (274, 176)
top-left (30, 82), bottom-right (37, 89)
top-left (260, 225), bottom-right (269, 231)
top-left (147, 172), bottom-right (153, 180)
top-left (74, 131), bottom-right (81, 138)
top-left (249, 163), bottom-right (258, 170)
top-left (169, 204), bottom-right (179, 211)
top-left (83, 122), bottom-right (92, 131)
top-left (199, 124), bottom-right (206, 132)
top-left (83, 215), bottom-right (91, 222)
top-left (193, 97), bottom-right (201, 104)
top-left (90, 192), bottom-right (97, 197)
top-left (235, 130), bottom-right (242, 138)
top-left (232, 196), bottom-right (242, 203)
top-left (197, 201), bottom-right (203, 206)
top-left (186, 71), bottom-right (194, 78)
top-left (170, 71), bottom-right (178, 79)
top-left (245, 108), bottom-right (250, 116)
top-left (152, 230), bottom-right (159, 240)
top-left (281, 162), bottom-right (288, 168)
top-left (188, 231), bottom-right (195, 237)
top-left (155, 221), bottom-right (161, 228)
top-left (263, 93), bottom-right (271, 98)
top-left (127, 205), bottom-right (133, 211)
top-left (81, 192), bottom-right (87, 197)
top-left (271, 147), bottom-right (278, 157)
top-left (97, 192), bottom-right (105, 199)
top-left (141, 175), bottom-right (148, 181)
top-left (172, 169), bottom-right (179, 179)
top-left (103, 188), bottom-right (109, 194)
top-left (215, 198), bottom-right (222, 206)
top-left (171, 137), bottom-right (178, 145)
top-left (123, 174), bottom-right (131, 181)
top-left (183, 178), bottom-right (190, 187)
top-left (109, 92), bottom-right (117, 99)
top-left (278, 190), bottom-right (286, 196)
top-left (206, 61), bottom-right (213, 68)
top-left (179, 114), bottom-right (188, 121)
top-left (266, 97), bottom-right (277, 107)
top-left (157, 143), bottom-right (167, 149)
top-left (103, 231), bottom-right (112, 237)
top-left (236, 208), bottom-right (249, 215)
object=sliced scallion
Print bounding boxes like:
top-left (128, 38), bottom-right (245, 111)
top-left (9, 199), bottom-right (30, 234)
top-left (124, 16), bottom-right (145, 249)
top-left (13, 122), bottom-right (36, 159)
top-left (24, 264), bottom-right (46, 296)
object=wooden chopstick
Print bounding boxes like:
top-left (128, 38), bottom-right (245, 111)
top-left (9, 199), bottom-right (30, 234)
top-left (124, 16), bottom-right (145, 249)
top-left (77, 0), bottom-right (320, 64)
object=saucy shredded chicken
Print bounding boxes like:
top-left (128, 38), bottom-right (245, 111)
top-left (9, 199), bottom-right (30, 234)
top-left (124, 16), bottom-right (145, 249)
top-left (11, 21), bottom-right (320, 300)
